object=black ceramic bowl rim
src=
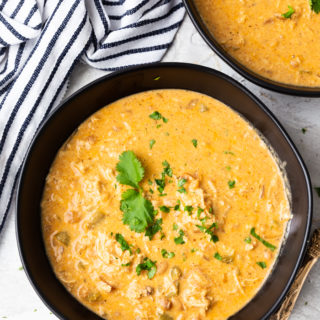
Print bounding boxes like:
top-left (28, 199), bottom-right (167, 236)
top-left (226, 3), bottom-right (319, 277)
top-left (183, 0), bottom-right (320, 97)
top-left (16, 62), bottom-right (312, 320)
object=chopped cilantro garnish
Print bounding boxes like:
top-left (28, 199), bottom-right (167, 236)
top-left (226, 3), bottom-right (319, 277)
top-left (257, 261), bottom-right (267, 269)
top-left (160, 206), bottom-right (170, 213)
top-left (18, 266), bottom-right (23, 271)
top-left (121, 262), bottom-right (131, 267)
top-left (191, 139), bottom-right (198, 148)
top-left (148, 179), bottom-right (153, 185)
top-left (136, 257), bottom-right (157, 279)
top-left (184, 205), bottom-right (193, 215)
top-left (149, 188), bottom-right (154, 194)
top-left (149, 111), bottom-right (168, 123)
top-left (174, 230), bottom-right (185, 244)
top-left (282, 5), bottom-right (295, 18)
top-left (315, 187), bottom-right (320, 197)
top-left (149, 139), bottom-right (156, 149)
top-left (136, 248), bottom-right (141, 254)
top-left (250, 227), bottom-right (276, 251)
top-left (115, 233), bottom-right (132, 254)
top-left (161, 249), bottom-right (175, 259)
top-left (155, 161), bottom-right (172, 194)
top-left (226, 166), bottom-right (231, 171)
top-left (197, 207), bottom-right (204, 219)
top-left (174, 200), bottom-right (181, 211)
top-left (177, 186), bottom-right (187, 193)
top-left (310, 0), bottom-right (320, 14)
top-left (200, 216), bottom-right (208, 223)
top-left (155, 178), bottom-right (165, 193)
top-left (177, 178), bottom-right (187, 193)
top-left (228, 180), bottom-right (236, 189)
top-left (214, 252), bottom-right (222, 261)
top-left (191, 248), bottom-right (198, 253)
top-left (196, 222), bottom-right (219, 243)
top-left (160, 231), bottom-right (165, 240)
top-left (117, 151), bottom-right (156, 233)
top-left (149, 111), bottom-right (162, 120)
top-left (224, 150), bottom-right (235, 155)
top-left (145, 219), bottom-right (163, 240)
top-left (162, 160), bottom-right (172, 177)
top-left (244, 237), bottom-right (252, 244)
top-left (178, 178), bottom-right (187, 187)
top-left (209, 207), bottom-right (213, 214)
top-left (173, 223), bottom-right (179, 230)
top-left (301, 128), bottom-right (307, 134)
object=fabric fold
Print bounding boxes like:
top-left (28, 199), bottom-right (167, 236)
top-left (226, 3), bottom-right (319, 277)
top-left (0, 0), bottom-right (185, 232)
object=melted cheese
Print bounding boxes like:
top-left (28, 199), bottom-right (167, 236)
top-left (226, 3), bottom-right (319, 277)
top-left (42, 89), bottom-right (290, 320)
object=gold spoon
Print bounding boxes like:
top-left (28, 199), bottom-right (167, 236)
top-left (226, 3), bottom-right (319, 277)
top-left (270, 228), bottom-right (320, 320)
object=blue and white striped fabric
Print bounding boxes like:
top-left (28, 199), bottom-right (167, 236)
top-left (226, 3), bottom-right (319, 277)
top-left (0, 0), bottom-right (185, 232)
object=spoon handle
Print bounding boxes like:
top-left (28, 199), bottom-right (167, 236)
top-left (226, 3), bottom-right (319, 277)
top-left (270, 228), bottom-right (320, 320)
top-left (270, 257), bottom-right (317, 320)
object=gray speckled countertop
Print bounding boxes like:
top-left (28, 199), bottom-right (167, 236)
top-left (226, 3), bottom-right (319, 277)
top-left (0, 16), bottom-right (319, 320)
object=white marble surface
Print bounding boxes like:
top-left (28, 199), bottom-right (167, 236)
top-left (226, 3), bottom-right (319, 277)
top-left (0, 16), bottom-right (320, 320)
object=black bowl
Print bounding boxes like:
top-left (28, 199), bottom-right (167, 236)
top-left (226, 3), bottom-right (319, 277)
top-left (16, 62), bottom-right (312, 320)
top-left (183, 0), bottom-right (320, 97)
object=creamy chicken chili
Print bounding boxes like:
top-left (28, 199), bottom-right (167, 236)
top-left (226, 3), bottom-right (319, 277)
top-left (194, 0), bottom-right (320, 87)
top-left (42, 90), bottom-right (291, 320)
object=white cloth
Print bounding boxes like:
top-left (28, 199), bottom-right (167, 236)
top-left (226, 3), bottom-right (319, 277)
top-left (0, 0), bottom-right (185, 231)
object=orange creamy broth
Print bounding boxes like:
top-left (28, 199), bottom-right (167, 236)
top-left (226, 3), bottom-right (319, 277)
top-left (194, 0), bottom-right (320, 87)
top-left (41, 89), bottom-right (291, 320)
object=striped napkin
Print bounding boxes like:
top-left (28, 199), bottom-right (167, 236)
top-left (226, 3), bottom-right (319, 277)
top-left (0, 0), bottom-right (185, 232)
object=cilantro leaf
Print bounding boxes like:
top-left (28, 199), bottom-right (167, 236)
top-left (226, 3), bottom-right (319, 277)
top-left (145, 218), bottom-right (163, 240)
top-left (228, 180), bottom-right (236, 189)
top-left (160, 206), bottom-right (170, 213)
top-left (184, 205), bottom-right (193, 215)
top-left (174, 230), bottom-right (185, 244)
top-left (162, 160), bottom-right (172, 177)
top-left (116, 151), bottom-right (144, 189)
top-left (191, 139), bottom-right (198, 148)
top-left (257, 261), bottom-right (267, 269)
top-left (174, 200), bottom-right (181, 211)
top-left (244, 237), bottom-right (252, 244)
top-left (282, 5), bottom-right (295, 18)
top-left (121, 262), bottom-right (131, 267)
top-left (250, 227), bottom-right (276, 251)
top-left (214, 252), bottom-right (222, 261)
top-left (197, 207), bottom-right (204, 218)
top-left (149, 111), bottom-right (162, 120)
top-left (149, 139), bottom-right (156, 149)
top-left (115, 233), bottom-right (132, 254)
top-left (155, 161), bottom-right (172, 194)
top-left (121, 189), bottom-right (155, 233)
top-left (177, 187), bottom-right (186, 193)
top-left (310, 0), bottom-right (320, 13)
top-left (161, 249), bottom-right (175, 259)
top-left (178, 178), bottom-right (187, 187)
top-left (196, 222), bottom-right (219, 243)
top-left (149, 111), bottom-right (169, 123)
top-left (136, 257), bottom-right (157, 279)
